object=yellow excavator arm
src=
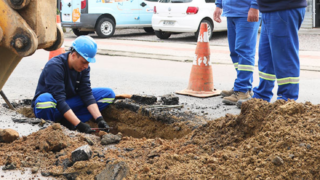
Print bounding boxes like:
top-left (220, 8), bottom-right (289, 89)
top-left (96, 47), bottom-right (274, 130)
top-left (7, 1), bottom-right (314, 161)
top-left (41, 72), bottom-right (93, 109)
top-left (0, 0), bottom-right (64, 91)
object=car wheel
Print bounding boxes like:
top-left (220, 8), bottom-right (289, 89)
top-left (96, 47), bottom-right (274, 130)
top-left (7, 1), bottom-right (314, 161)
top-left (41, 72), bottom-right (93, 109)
top-left (72, 29), bottom-right (90, 37)
top-left (143, 27), bottom-right (154, 33)
top-left (155, 31), bottom-right (171, 39)
top-left (95, 17), bottom-right (115, 38)
top-left (195, 20), bottom-right (213, 41)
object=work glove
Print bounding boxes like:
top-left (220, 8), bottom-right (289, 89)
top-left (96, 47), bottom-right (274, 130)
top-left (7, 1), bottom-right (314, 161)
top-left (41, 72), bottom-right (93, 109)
top-left (76, 122), bottom-right (93, 134)
top-left (96, 116), bottom-right (110, 132)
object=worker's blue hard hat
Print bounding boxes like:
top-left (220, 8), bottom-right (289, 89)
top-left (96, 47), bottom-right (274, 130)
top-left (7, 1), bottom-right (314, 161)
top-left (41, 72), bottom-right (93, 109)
top-left (72, 36), bottom-right (97, 63)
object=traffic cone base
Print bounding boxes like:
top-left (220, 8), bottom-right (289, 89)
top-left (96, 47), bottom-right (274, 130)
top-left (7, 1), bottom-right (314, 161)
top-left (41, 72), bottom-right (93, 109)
top-left (175, 23), bottom-right (220, 98)
top-left (176, 89), bottom-right (221, 98)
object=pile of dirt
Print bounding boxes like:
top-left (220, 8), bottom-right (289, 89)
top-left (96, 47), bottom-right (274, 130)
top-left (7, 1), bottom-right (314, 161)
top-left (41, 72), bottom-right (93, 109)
top-left (116, 99), bottom-right (320, 179)
top-left (1, 99), bottom-right (320, 179)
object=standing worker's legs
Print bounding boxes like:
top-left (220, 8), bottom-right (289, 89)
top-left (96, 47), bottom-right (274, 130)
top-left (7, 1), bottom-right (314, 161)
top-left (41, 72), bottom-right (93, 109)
top-left (33, 88), bottom-right (115, 123)
top-left (268, 8), bottom-right (305, 101)
top-left (221, 17), bottom-right (238, 97)
top-left (233, 17), bottom-right (260, 93)
top-left (223, 17), bottom-right (260, 104)
top-left (227, 17), bottom-right (239, 72)
top-left (252, 18), bottom-right (276, 102)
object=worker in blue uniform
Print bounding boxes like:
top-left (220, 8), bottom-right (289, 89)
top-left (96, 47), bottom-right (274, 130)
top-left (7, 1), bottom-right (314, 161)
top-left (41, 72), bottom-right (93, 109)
top-left (237, 0), bottom-right (306, 108)
top-left (214, 0), bottom-right (261, 105)
top-left (32, 36), bottom-right (115, 133)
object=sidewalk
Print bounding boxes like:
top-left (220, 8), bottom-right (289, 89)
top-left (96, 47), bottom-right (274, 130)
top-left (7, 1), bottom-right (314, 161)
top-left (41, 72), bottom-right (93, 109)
top-left (299, 28), bottom-right (320, 35)
top-left (64, 38), bottom-right (320, 71)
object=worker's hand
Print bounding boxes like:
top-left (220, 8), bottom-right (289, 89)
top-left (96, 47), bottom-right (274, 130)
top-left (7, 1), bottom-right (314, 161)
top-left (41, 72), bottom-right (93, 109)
top-left (247, 8), bottom-right (259, 22)
top-left (213, 7), bottom-right (222, 23)
top-left (76, 122), bottom-right (94, 134)
top-left (96, 116), bottom-right (110, 132)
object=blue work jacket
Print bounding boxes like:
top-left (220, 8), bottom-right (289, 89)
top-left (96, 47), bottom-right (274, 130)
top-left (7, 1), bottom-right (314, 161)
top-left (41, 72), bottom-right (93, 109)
top-left (215, 0), bottom-right (259, 17)
top-left (32, 52), bottom-right (96, 115)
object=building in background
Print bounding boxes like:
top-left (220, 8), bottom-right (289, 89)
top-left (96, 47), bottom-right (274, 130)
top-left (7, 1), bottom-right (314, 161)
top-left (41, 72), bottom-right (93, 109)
top-left (302, 0), bottom-right (320, 28)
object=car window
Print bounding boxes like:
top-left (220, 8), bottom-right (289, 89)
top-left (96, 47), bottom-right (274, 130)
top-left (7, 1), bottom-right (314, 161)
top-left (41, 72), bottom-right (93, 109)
top-left (159, 0), bottom-right (193, 3)
top-left (145, 0), bottom-right (158, 2)
top-left (205, 0), bottom-right (215, 2)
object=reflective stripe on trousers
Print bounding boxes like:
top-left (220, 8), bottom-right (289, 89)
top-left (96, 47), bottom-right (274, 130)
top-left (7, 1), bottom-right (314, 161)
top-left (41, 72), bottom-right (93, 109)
top-left (238, 65), bottom-right (255, 72)
top-left (36, 101), bottom-right (56, 109)
top-left (97, 98), bottom-right (115, 104)
top-left (234, 63), bottom-right (238, 69)
top-left (259, 71), bottom-right (276, 81)
top-left (277, 77), bottom-right (299, 85)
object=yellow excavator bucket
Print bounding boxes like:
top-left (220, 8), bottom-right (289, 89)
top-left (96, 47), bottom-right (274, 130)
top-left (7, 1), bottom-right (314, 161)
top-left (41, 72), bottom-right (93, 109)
top-left (0, 0), bottom-right (64, 91)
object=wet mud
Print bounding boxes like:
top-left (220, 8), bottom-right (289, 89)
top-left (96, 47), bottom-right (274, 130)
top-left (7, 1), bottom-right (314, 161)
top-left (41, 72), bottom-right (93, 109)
top-left (1, 98), bottom-right (320, 179)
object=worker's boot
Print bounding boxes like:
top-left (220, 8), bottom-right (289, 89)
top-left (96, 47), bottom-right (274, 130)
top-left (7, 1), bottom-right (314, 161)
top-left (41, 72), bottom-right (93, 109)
top-left (221, 88), bottom-right (253, 97)
top-left (222, 91), bottom-right (251, 105)
top-left (221, 88), bottom-right (234, 97)
top-left (236, 97), bottom-right (252, 109)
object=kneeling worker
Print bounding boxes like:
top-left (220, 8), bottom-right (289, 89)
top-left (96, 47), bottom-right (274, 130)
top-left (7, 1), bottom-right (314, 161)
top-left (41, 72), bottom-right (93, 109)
top-left (32, 36), bottom-right (115, 133)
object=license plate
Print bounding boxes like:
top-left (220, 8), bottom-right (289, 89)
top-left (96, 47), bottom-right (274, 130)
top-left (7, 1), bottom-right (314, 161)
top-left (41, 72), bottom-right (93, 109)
top-left (163, 21), bottom-right (175, 26)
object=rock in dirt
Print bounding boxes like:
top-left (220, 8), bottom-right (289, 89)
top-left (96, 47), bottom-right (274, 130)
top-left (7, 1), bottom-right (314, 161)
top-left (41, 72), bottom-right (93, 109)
top-left (272, 156), bottom-right (284, 166)
top-left (11, 117), bottom-right (42, 124)
top-left (98, 131), bottom-right (108, 138)
top-left (160, 94), bottom-right (179, 105)
top-left (31, 166), bottom-right (40, 174)
top-left (63, 172), bottom-right (79, 180)
top-left (131, 95), bottom-right (157, 105)
top-left (85, 137), bottom-right (94, 146)
top-left (56, 158), bottom-right (72, 171)
top-left (0, 129), bottom-right (19, 143)
top-left (2, 163), bottom-right (16, 170)
top-left (95, 161), bottom-right (129, 180)
top-left (101, 134), bottom-right (122, 145)
top-left (71, 145), bottom-right (92, 163)
top-left (41, 171), bottom-right (52, 177)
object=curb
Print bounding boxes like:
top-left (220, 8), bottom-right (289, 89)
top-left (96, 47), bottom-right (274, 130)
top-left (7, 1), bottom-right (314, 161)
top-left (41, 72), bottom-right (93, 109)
top-left (64, 45), bottom-right (320, 72)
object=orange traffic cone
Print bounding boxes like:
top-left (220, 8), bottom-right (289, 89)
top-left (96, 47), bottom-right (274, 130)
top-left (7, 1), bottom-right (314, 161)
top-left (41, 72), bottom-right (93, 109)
top-left (48, 15), bottom-right (65, 60)
top-left (176, 23), bottom-right (221, 97)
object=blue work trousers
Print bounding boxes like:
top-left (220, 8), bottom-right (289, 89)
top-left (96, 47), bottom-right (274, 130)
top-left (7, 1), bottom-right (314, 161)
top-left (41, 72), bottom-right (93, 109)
top-left (227, 17), bottom-right (260, 93)
top-left (253, 8), bottom-right (305, 102)
top-left (33, 87), bottom-right (115, 122)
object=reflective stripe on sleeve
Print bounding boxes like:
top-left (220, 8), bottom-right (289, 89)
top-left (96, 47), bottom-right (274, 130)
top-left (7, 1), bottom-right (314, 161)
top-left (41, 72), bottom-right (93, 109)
top-left (259, 71), bottom-right (276, 81)
top-left (35, 101), bottom-right (57, 109)
top-left (277, 77), bottom-right (299, 85)
top-left (238, 64), bottom-right (254, 72)
top-left (234, 63), bottom-right (238, 69)
top-left (97, 98), bottom-right (115, 104)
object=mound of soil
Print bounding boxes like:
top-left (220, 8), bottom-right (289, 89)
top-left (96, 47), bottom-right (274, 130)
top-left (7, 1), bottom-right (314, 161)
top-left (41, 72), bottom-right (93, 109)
top-left (1, 99), bottom-right (320, 179)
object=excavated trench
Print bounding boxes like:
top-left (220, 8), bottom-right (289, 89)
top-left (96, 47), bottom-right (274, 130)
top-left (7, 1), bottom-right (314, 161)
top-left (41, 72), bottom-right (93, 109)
top-left (10, 95), bottom-right (207, 140)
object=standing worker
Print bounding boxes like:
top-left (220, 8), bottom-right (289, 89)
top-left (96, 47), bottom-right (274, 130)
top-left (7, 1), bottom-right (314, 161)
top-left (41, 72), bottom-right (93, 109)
top-left (237, 0), bottom-right (306, 108)
top-left (32, 36), bottom-right (115, 133)
top-left (214, 0), bottom-right (260, 105)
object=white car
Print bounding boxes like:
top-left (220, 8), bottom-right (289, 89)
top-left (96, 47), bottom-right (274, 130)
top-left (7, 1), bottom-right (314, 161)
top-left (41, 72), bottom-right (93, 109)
top-left (152, 0), bottom-right (227, 40)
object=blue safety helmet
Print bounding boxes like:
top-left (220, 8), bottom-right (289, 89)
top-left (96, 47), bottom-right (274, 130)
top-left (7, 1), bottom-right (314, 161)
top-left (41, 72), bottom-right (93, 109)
top-left (72, 36), bottom-right (97, 63)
